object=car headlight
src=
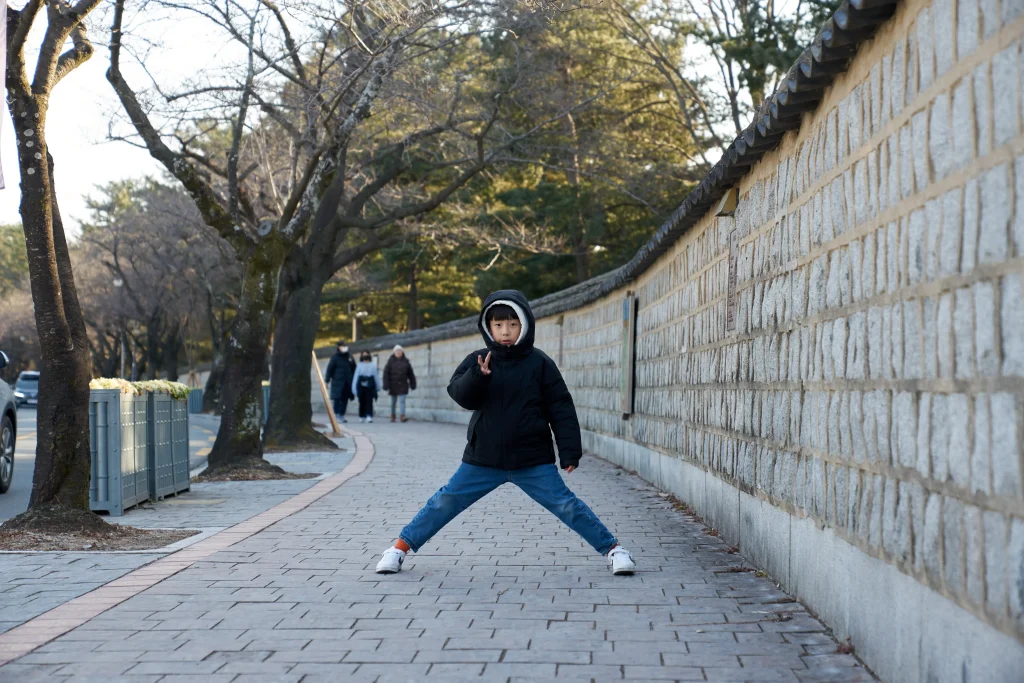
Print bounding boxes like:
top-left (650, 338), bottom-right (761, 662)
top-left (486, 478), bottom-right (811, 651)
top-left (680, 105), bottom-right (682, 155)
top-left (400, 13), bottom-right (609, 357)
top-left (14, 391), bottom-right (25, 400)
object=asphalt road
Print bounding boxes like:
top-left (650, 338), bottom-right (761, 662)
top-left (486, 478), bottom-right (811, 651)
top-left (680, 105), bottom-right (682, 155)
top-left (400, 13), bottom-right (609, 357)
top-left (0, 409), bottom-right (219, 523)
top-left (0, 406), bottom-right (37, 523)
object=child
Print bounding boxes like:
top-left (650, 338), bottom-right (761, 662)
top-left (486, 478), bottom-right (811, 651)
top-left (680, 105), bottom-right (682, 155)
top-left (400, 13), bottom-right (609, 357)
top-left (351, 352), bottom-right (381, 423)
top-left (375, 290), bottom-right (636, 575)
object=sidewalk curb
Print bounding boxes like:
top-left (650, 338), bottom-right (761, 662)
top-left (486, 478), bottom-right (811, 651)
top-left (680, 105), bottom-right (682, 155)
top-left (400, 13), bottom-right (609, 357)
top-left (0, 428), bottom-right (374, 667)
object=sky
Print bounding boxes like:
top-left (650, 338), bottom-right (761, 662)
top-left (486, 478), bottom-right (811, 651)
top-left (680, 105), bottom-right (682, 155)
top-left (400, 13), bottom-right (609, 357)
top-left (0, 10), bottom-right (230, 233)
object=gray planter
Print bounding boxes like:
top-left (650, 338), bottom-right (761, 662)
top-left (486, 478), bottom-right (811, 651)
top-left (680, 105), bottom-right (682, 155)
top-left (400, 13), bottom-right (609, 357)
top-left (89, 389), bottom-right (151, 516)
top-left (147, 393), bottom-right (191, 500)
top-left (188, 388), bottom-right (203, 414)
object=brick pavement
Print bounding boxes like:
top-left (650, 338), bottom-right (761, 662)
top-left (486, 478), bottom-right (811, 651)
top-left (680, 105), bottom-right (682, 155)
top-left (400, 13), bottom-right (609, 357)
top-left (0, 421), bottom-right (873, 682)
top-left (0, 442), bottom-right (353, 638)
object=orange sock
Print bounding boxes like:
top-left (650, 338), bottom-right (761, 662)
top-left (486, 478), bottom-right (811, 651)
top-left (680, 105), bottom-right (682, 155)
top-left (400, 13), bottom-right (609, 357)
top-left (394, 539), bottom-right (411, 553)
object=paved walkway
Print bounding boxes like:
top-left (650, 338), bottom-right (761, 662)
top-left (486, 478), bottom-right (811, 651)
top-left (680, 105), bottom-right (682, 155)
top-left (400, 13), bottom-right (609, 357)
top-left (0, 422), bottom-right (872, 682)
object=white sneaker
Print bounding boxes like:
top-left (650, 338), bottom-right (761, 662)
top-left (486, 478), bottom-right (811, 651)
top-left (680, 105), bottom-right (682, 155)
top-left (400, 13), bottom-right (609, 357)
top-left (375, 547), bottom-right (406, 574)
top-left (367, 416), bottom-right (373, 423)
top-left (608, 547), bottom-right (636, 575)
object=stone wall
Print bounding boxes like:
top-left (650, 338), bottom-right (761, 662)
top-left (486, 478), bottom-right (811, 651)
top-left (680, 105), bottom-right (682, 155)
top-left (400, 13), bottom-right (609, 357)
top-left (347, 0), bottom-right (1024, 679)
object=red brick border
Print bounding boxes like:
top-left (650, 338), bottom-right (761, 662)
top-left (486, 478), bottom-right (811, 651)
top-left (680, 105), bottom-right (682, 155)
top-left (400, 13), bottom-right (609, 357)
top-left (0, 431), bottom-right (375, 666)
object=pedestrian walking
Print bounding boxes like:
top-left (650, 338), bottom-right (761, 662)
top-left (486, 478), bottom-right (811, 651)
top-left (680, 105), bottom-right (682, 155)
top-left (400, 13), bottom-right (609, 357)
top-left (382, 345), bottom-right (417, 423)
top-left (351, 351), bottom-right (381, 423)
top-left (375, 290), bottom-right (636, 576)
top-left (324, 342), bottom-right (355, 423)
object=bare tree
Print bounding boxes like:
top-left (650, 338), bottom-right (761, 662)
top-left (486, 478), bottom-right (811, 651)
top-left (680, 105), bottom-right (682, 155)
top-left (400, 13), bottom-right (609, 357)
top-left (2, 0), bottom-right (105, 523)
top-left (106, 0), bottom-right (457, 472)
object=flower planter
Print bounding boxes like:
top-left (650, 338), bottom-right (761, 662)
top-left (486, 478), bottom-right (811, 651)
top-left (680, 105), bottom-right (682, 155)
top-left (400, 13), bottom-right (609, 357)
top-left (147, 393), bottom-right (191, 500)
top-left (88, 389), bottom-right (151, 516)
top-left (188, 388), bottom-right (204, 414)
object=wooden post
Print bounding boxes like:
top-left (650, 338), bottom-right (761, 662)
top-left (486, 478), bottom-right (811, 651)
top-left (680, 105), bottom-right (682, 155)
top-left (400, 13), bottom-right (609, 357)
top-left (313, 350), bottom-right (344, 437)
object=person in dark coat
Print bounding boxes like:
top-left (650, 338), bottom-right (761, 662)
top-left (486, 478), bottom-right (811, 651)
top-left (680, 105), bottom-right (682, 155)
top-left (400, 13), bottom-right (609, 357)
top-left (324, 342), bottom-right (355, 422)
top-left (382, 345), bottom-right (417, 423)
top-left (374, 290), bottom-right (636, 576)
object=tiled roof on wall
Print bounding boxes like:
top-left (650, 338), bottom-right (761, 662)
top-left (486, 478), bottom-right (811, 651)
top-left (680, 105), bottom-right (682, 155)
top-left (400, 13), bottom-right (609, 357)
top-left (353, 0), bottom-right (899, 352)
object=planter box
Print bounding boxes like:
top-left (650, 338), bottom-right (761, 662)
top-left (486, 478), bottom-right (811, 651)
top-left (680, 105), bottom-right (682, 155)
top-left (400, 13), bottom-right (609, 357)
top-left (147, 393), bottom-right (191, 500)
top-left (188, 388), bottom-right (204, 414)
top-left (89, 389), bottom-right (151, 516)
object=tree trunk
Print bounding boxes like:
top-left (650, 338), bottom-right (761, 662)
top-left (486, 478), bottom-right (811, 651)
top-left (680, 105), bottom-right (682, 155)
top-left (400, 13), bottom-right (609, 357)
top-left (407, 262), bottom-right (419, 331)
top-left (162, 329), bottom-right (180, 382)
top-left (202, 353), bottom-right (225, 414)
top-left (13, 120), bottom-right (93, 510)
top-left (264, 251), bottom-right (336, 450)
top-left (205, 242), bottom-right (285, 473)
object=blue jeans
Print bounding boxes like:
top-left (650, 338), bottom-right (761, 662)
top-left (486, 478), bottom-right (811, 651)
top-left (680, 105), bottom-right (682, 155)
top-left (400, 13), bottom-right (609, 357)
top-left (390, 394), bottom-right (407, 417)
top-left (399, 462), bottom-right (617, 555)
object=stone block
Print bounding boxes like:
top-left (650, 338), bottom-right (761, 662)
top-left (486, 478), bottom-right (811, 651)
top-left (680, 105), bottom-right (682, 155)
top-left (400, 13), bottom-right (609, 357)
top-left (933, 0), bottom-right (956, 77)
top-left (974, 281), bottom-right (998, 377)
top-left (1006, 0), bottom-right (1024, 24)
top-left (984, 511), bottom-right (1008, 615)
top-left (906, 24), bottom-right (919, 107)
top-left (925, 199), bottom-right (942, 281)
top-left (832, 318), bottom-right (847, 379)
top-left (917, 8), bottom-right (935, 92)
top-left (937, 293), bottom-right (954, 378)
top-left (871, 229), bottom-right (885, 299)
top-left (952, 77), bottom-right (976, 170)
top-left (1010, 518), bottom-right (1024, 628)
top-left (826, 251), bottom-right (842, 310)
top-left (922, 493), bottom-right (943, 585)
top-left (887, 134), bottom-right (900, 207)
top-left (862, 234), bottom-right (876, 300)
top-left (843, 169), bottom-right (856, 235)
top-left (981, 0), bottom-right (1001, 38)
top-left (993, 44), bottom-right (1021, 147)
top-left (869, 474), bottom-right (884, 549)
top-left (887, 222), bottom-right (901, 294)
top-left (847, 312), bottom-right (866, 381)
top-left (962, 179), bottom-right (980, 272)
top-left (954, 288), bottom-right (975, 380)
top-left (918, 392), bottom-right (935, 478)
top-left (899, 124), bottom-right (915, 199)
top-left (1015, 156), bottom-right (1024, 256)
top-left (958, 0), bottom-right (980, 64)
top-left (848, 86), bottom-right (863, 153)
top-left (1002, 275), bottom-right (1024, 376)
top-left (903, 300), bottom-right (923, 380)
top-left (978, 164), bottom-right (1011, 265)
top-left (907, 209), bottom-right (926, 284)
top-left (964, 505), bottom-right (985, 608)
top-left (905, 481), bottom-right (926, 572)
top-left (912, 110), bottom-right (930, 192)
top-left (894, 391), bottom-right (917, 469)
top-left (974, 63), bottom-right (993, 158)
top-left (972, 394), bottom-right (992, 496)
top-left (947, 394), bottom-right (970, 489)
top-left (942, 496), bottom-right (965, 596)
top-left (939, 187), bottom-right (963, 276)
top-left (868, 307), bottom-right (884, 379)
top-left (922, 297), bottom-right (938, 379)
top-left (854, 158), bottom-right (869, 227)
top-left (809, 256), bottom-right (827, 317)
top-left (848, 468), bottom-right (863, 535)
top-left (882, 478), bottom-right (910, 563)
top-left (890, 302), bottom-right (904, 379)
top-left (892, 39), bottom-right (906, 117)
top-left (991, 392), bottom-right (1022, 499)
top-left (929, 92), bottom-right (953, 180)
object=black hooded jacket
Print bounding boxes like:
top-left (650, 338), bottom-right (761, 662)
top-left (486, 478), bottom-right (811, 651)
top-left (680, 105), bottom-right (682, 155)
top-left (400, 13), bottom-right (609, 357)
top-left (447, 290), bottom-right (582, 470)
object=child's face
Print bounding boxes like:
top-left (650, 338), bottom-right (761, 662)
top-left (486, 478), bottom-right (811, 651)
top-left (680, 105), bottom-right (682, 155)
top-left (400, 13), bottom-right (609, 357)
top-left (489, 317), bottom-right (521, 346)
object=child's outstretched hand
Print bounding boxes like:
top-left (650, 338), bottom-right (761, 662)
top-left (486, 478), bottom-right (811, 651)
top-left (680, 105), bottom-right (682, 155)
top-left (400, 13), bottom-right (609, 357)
top-left (477, 352), bottom-right (492, 375)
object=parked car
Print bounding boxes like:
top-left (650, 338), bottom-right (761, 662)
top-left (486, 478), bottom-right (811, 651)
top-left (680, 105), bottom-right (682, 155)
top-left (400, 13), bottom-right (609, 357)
top-left (14, 370), bottom-right (38, 407)
top-left (0, 352), bottom-right (17, 494)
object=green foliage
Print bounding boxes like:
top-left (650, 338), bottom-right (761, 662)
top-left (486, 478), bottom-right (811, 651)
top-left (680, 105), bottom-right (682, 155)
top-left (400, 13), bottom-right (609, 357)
top-left (0, 224), bottom-right (28, 297)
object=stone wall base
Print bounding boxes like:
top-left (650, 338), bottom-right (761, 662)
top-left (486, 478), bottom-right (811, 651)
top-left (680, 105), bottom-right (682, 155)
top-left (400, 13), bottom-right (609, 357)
top-left (580, 430), bottom-right (1024, 683)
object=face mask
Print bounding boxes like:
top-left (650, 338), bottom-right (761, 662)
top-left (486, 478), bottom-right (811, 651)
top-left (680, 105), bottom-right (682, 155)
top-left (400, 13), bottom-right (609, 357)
top-left (340, 347), bottom-right (349, 353)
